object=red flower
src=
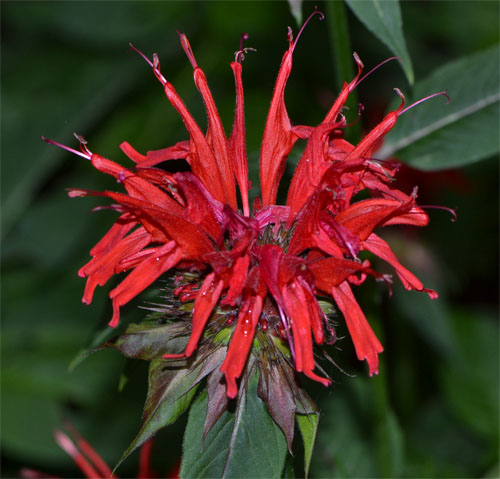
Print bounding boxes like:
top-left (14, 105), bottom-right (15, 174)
top-left (48, 24), bottom-right (443, 399)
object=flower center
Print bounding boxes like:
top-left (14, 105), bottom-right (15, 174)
top-left (257, 222), bottom-right (294, 251)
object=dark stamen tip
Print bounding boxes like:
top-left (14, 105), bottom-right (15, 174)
top-left (177, 31), bottom-right (198, 69)
top-left (352, 52), bottom-right (364, 69)
top-left (73, 132), bottom-right (87, 144)
top-left (234, 47), bottom-right (257, 63)
top-left (236, 32), bottom-right (256, 63)
top-left (393, 87), bottom-right (405, 99)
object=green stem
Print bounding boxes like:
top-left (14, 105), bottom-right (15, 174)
top-left (372, 355), bottom-right (392, 478)
top-left (325, 0), bottom-right (361, 143)
top-left (371, 316), bottom-right (403, 477)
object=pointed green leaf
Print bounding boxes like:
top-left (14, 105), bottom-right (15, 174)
top-left (345, 0), bottom-right (414, 84)
top-left (297, 413), bottom-right (319, 479)
top-left (180, 370), bottom-right (288, 479)
top-left (115, 357), bottom-right (200, 471)
top-left (69, 326), bottom-right (118, 372)
top-left (378, 44), bottom-right (500, 169)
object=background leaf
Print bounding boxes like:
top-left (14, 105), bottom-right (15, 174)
top-left (378, 44), bottom-right (500, 169)
top-left (180, 371), bottom-right (287, 479)
top-left (345, 0), bottom-right (414, 84)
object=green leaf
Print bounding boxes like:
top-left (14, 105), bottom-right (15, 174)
top-left (375, 408), bottom-right (405, 477)
top-left (345, 0), bottom-right (414, 84)
top-left (180, 370), bottom-right (288, 479)
top-left (115, 357), bottom-right (200, 471)
top-left (440, 310), bottom-right (499, 442)
top-left (378, 44), bottom-right (500, 169)
top-left (1, 53), bottom-right (142, 239)
top-left (297, 413), bottom-right (319, 478)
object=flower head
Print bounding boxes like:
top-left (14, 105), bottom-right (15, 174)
top-left (47, 25), bottom-right (445, 400)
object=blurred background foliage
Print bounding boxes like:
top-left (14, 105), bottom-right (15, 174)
top-left (1, 1), bottom-right (498, 478)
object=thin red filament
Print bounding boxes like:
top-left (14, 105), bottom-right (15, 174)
top-left (292, 6), bottom-right (325, 53)
top-left (400, 91), bottom-right (450, 116)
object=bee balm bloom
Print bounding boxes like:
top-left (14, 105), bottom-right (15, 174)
top-left (46, 24), bottom-right (442, 400)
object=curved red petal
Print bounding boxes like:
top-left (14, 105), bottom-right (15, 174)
top-left (331, 281), bottom-right (383, 375)
top-left (363, 233), bottom-right (438, 299)
top-left (229, 61), bottom-right (250, 216)
top-left (260, 48), bottom-right (299, 206)
top-left (309, 256), bottom-right (370, 293)
top-left (282, 281), bottom-right (331, 387)
top-left (220, 295), bottom-right (263, 398)
top-left (184, 273), bottom-right (224, 356)
top-left (108, 244), bottom-right (181, 327)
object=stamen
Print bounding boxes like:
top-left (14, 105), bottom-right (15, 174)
top-left (73, 132), bottom-right (92, 157)
top-left (129, 42), bottom-right (153, 68)
top-left (41, 135), bottom-right (91, 160)
top-left (291, 6), bottom-right (325, 52)
top-left (177, 30), bottom-right (198, 69)
top-left (277, 304), bottom-right (295, 362)
top-left (355, 56), bottom-right (400, 88)
top-left (152, 53), bottom-right (167, 85)
top-left (234, 47), bottom-right (257, 64)
top-left (393, 87), bottom-right (406, 113)
top-left (420, 204), bottom-right (457, 222)
top-left (348, 52), bottom-right (365, 90)
top-left (400, 91), bottom-right (450, 116)
top-left (343, 103), bottom-right (365, 128)
top-left (130, 43), bottom-right (167, 85)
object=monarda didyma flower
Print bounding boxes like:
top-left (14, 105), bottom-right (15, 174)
top-left (44, 14), bottom-right (449, 448)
